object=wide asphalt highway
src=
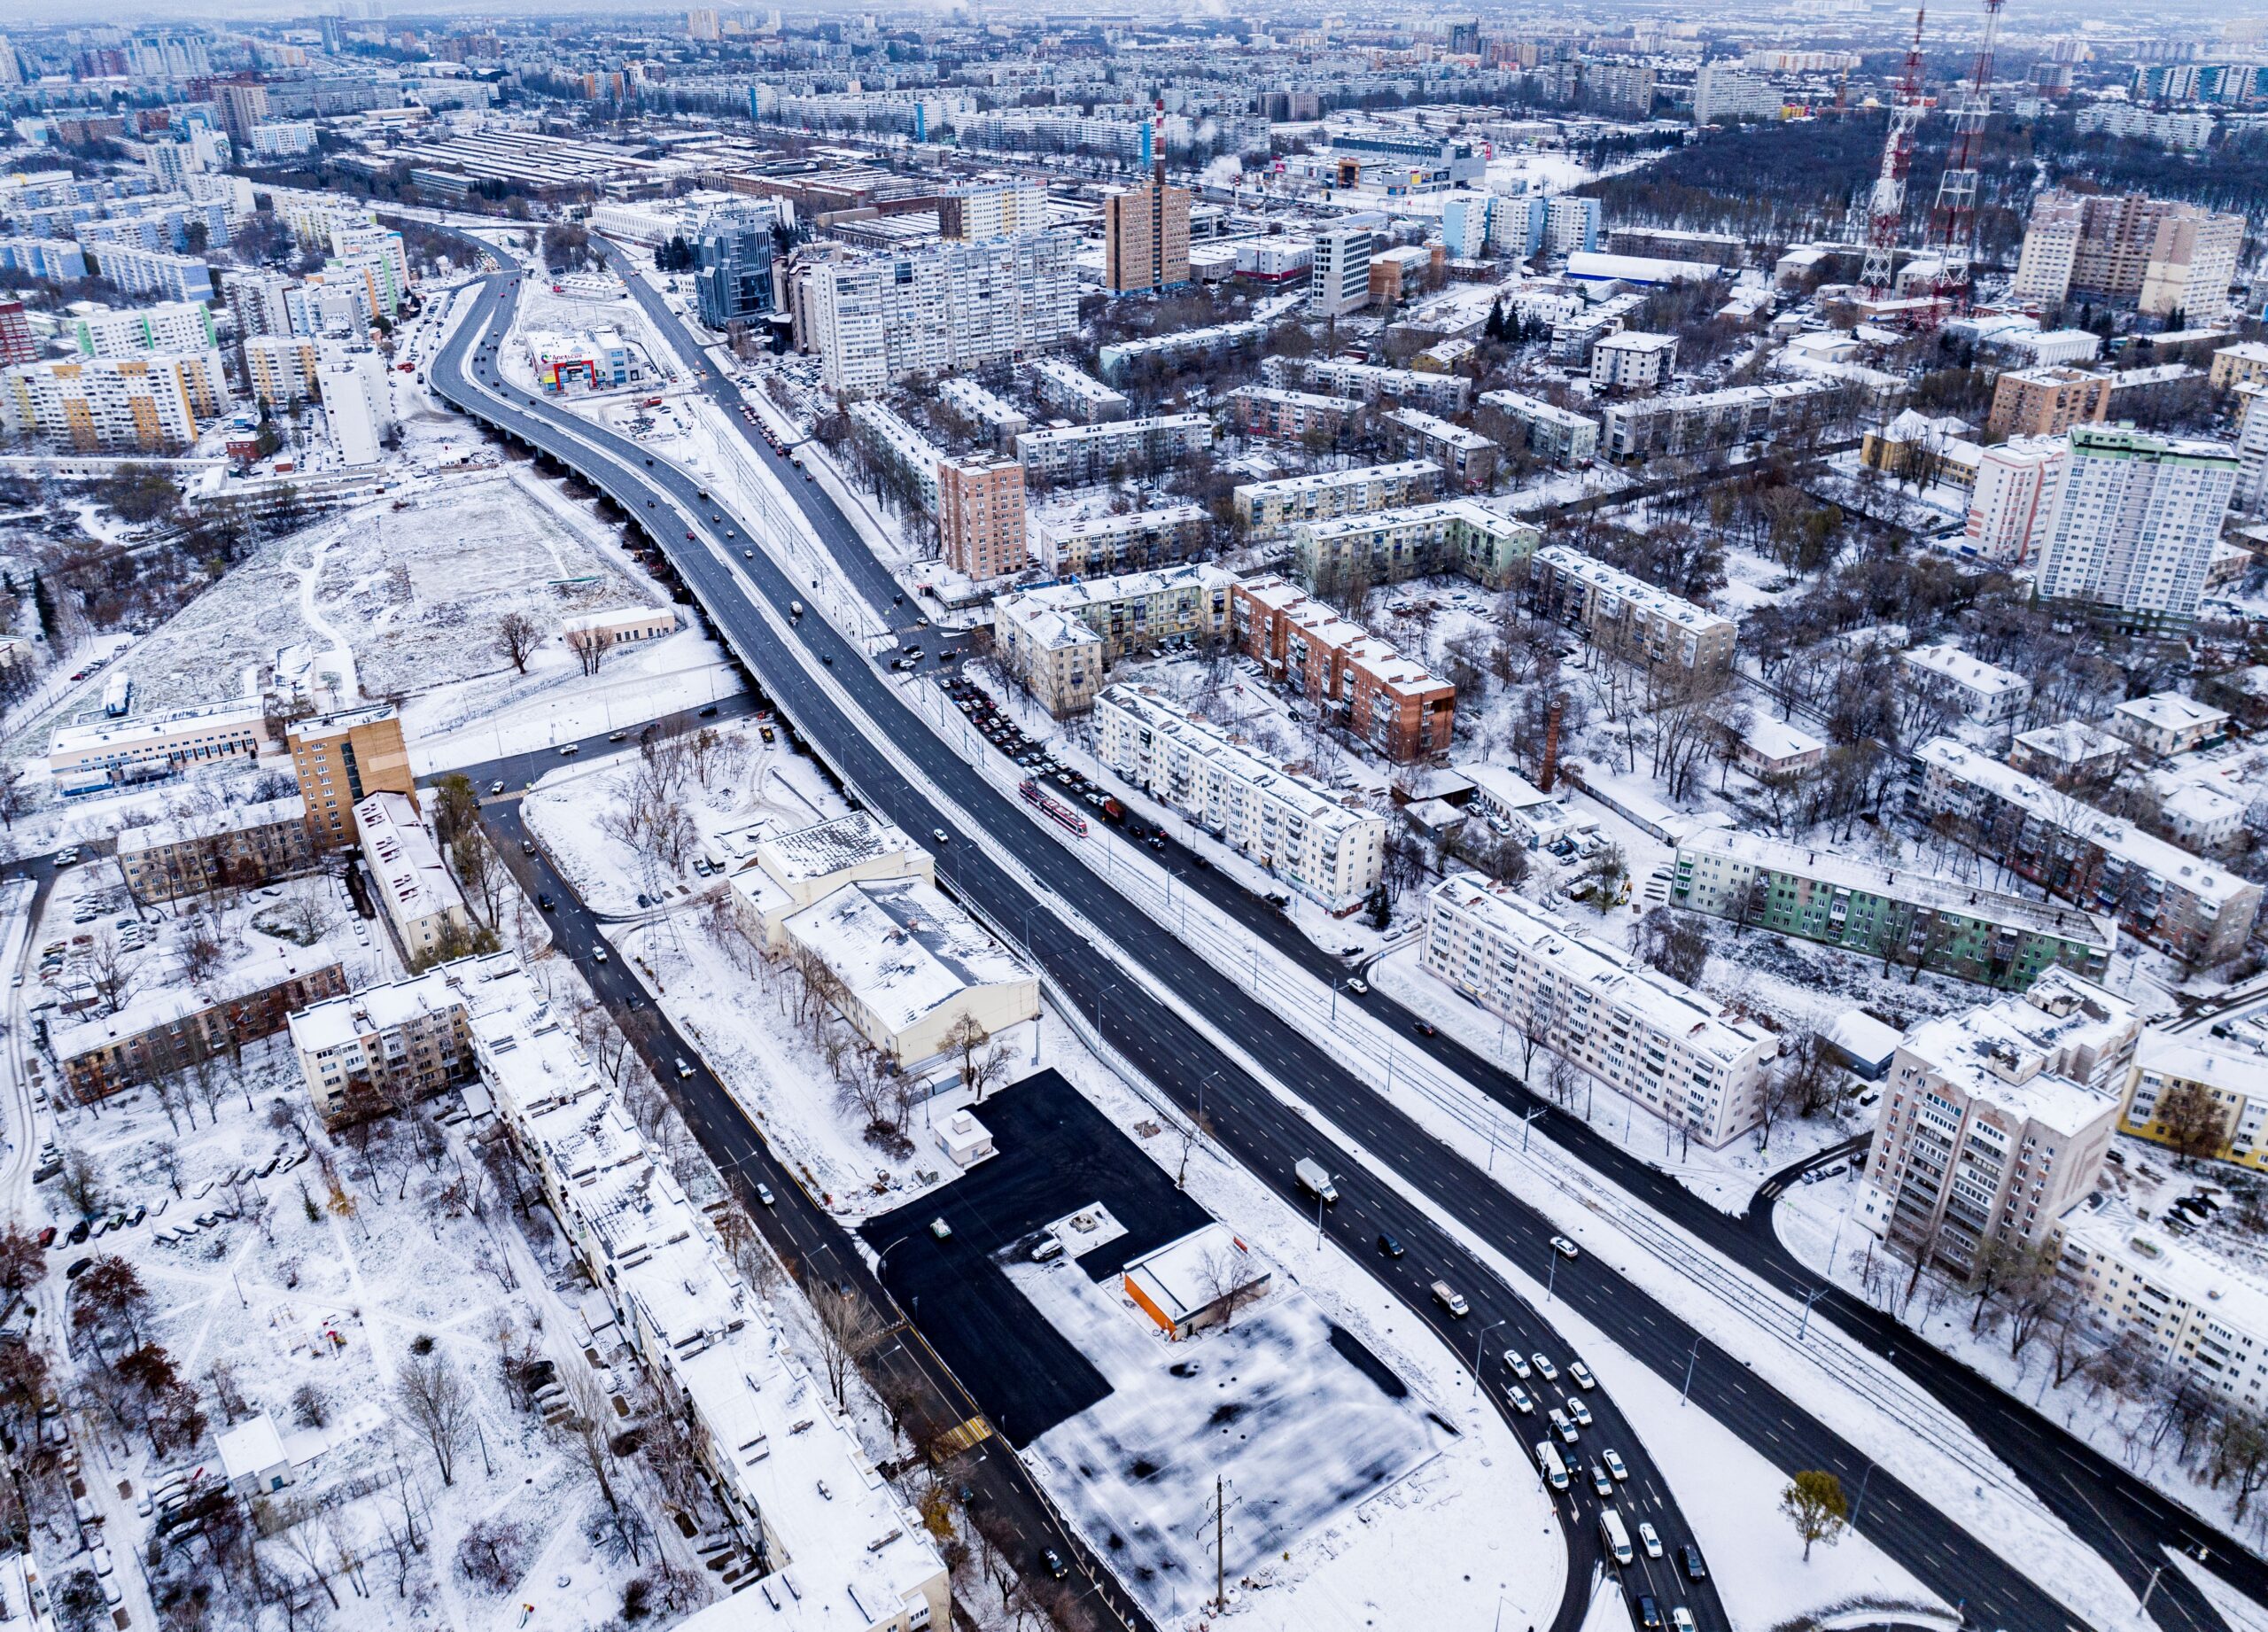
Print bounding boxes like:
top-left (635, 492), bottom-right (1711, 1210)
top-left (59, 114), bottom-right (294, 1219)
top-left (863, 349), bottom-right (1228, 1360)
top-left (584, 246), bottom-right (2261, 1632)
top-left (431, 257), bottom-right (2111, 1632)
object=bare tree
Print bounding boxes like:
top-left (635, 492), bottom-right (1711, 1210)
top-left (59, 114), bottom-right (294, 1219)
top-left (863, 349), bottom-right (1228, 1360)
top-left (82, 927), bottom-right (140, 1016)
top-left (548, 1363), bottom-right (624, 1516)
top-left (565, 626), bottom-right (606, 677)
top-left (1195, 1244), bottom-right (1266, 1332)
top-left (393, 1350), bottom-right (473, 1487)
top-left (495, 611), bottom-right (543, 675)
top-left (811, 1283), bottom-right (883, 1411)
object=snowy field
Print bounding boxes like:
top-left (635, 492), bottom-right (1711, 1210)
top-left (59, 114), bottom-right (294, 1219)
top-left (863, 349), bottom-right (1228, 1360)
top-left (1009, 1250), bottom-right (1456, 1626)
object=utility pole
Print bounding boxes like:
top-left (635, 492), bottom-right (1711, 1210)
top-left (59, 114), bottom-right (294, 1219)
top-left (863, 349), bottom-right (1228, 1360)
top-left (1199, 1475), bottom-right (1237, 1614)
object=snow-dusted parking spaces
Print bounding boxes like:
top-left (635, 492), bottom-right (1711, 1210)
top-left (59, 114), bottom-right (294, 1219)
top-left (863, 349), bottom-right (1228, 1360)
top-left (1011, 1253), bottom-right (1453, 1625)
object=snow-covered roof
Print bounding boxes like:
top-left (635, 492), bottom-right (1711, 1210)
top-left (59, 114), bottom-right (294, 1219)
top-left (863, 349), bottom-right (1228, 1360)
top-left (116, 794), bottom-right (307, 856)
top-left (1675, 827), bottom-right (2117, 952)
top-left (1234, 459), bottom-right (1439, 502)
top-left (1826, 1009), bottom-right (1902, 1069)
top-left (1893, 968), bottom-right (2137, 1127)
top-left (356, 791), bottom-right (464, 925)
top-left (783, 879), bottom-right (1032, 1038)
top-left (2112, 691), bottom-right (2229, 736)
top-left (1533, 544), bottom-right (1734, 638)
top-left (287, 952), bottom-right (514, 1054)
top-left (758, 812), bottom-right (920, 887)
top-left (2012, 719), bottom-right (2124, 766)
top-left (1900, 641), bottom-right (2029, 700)
top-left (1915, 737), bottom-right (2252, 910)
top-left (1739, 716), bottom-right (1825, 762)
top-left (1456, 760), bottom-right (1557, 813)
top-left (56, 941), bottom-right (345, 1065)
top-left (1386, 405), bottom-right (1495, 453)
top-left (215, 1412), bottom-right (288, 1480)
top-left (1122, 1223), bottom-right (1268, 1325)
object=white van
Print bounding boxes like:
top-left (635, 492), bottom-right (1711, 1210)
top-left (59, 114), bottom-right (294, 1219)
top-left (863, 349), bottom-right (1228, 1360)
top-left (1599, 1508), bottom-right (1633, 1567)
top-left (1534, 1442), bottom-right (1569, 1491)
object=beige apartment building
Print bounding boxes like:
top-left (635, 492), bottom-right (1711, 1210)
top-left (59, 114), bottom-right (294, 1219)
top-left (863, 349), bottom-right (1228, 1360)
top-left (1030, 502), bottom-right (1208, 577)
top-left (58, 944), bottom-right (347, 1102)
top-left (992, 563), bottom-right (1233, 715)
top-left (1854, 971), bottom-right (2136, 1277)
top-left (286, 955), bottom-right (492, 1122)
top-left (1529, 545), bottom-right (1736, 672)
top-left (120, 794), bottom-right (317, 904)
top-left (356, 790), bottom-right (473, 960)
top-left (937, 455), bottom-right (1029, 581)
top-left (288, 703), bottom-right (415, 849)
top-left (2, 352), bottom-right (223, 451)
top-left (2013, 190), bottom-right (2244, 318)
top-left (1985, 365), bottom-right (2111, 441)
top-left (1232, 459), bottom-right (1442, 541)
top-left (245, 334), bottom-right (322, 407)
top-left (1293, 499), bottom-right (1541, 594)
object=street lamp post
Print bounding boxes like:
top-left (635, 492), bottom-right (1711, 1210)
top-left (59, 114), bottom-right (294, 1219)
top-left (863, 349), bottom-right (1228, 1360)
top-left (1472, 1319), bottom-right (1503, 1394)
top-left (1797, 1286), bottom-right (1827, 1342)
top-left (1680, 1336), bottom-right (1701, 1405)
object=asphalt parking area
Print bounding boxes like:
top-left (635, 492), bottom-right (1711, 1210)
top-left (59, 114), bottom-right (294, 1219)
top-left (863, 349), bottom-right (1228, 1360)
top-left (862, 1069), bottom-right (1210, 1447)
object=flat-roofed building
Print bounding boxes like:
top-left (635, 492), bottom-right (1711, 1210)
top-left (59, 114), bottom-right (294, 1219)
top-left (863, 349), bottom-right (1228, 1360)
top-left (1476, 389), bottom-right (1599, 466)
top-left (58, 942), bottom-right (347, 1103)
top-left (2210, 342), bottom-right (2268, 394)
top-left (725, 812), bottom-right (934, 950)
top-left (288, 703), bottom-right (414, 850)
top-left (936, 376), bottom-right (1029, 449)
top-left (1262, 354), bottom-right (1471, 415)
top-left (48, 698), bottom-right (264, 791)
top-left (1421, 874), bottom-right (1778, 1147)
top-left (1030, 502), bottom-right (1207, 577)
top-left (1986, 365), bottom-right (2110, 440)
top-left (561, 605), bottom-right (677, 653)
top-left (1600, 377), bottom-right (1839, 462)
top-left (1899, 642), bottom-right (2033, 726)
top-left (1590, 330), bottom-right (1678, 392)
top-left (119, 794), bottom-right (315, 904)
top-left (1672, 828), bottom-right (2116, 988)
top-left (993, 563), bottom-right (1232, 715)
top-left (1908, 736), bottom-right (2263, 964)
top-left (1015, 414), bottom-right (1211, 487)
top-left (2119, 991), bottom-right (2268, 1170)
top-left (1293, 499), bottom-right (1541, 594)
top-left (1384, 407), bottom-right (1496, 490)
top-left (1231, 576), bottom-right (1456, 762)
top-left (1, 351), bottom-right (221, 451)
top-left (1233, 459), bottom-right (1441, 541)
top-left (1027, 356), bottom-right (1129, 423)
top-left (937, 455), bottom-right (1027, 581)
top-left (1228, 386), bottom-right (1362, 446)
top-left (356, 790), bottom-right (473, 962)
top-left (847, 400), bottom-right (944, 509)
top-left (1093, 684), bottom-right (1388, 910)
top-left (287, 954), bottom-right (493, 1123)
top-left (1964, 438), bottom-right (2068, 566)
top-left (1529, 545), bottom-right (1735, 672)
top-left (1851, 968), bottom-right (2137, 1276)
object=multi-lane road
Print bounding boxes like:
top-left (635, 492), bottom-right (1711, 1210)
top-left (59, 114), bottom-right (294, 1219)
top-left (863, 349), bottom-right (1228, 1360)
top-left (423, 241), bottom-right (2198, 1632)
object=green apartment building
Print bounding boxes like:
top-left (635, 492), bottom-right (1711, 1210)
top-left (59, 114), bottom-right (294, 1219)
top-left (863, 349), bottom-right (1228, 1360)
top-left (1671, 828), bottom-right (2115, 989)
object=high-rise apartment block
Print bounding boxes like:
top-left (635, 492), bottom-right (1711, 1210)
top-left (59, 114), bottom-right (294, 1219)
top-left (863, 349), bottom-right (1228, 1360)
top-left (943, 179), bottom-right (1049, 243)
top-left (1984, 365), bottom-right (2109, 440)
top-left (245, 334), bottom-right (322, 407)
top-left (1309, 227), bottom-right (1373, 319)
top-left (288, 704), bottom-right (415, 850)
top-left (2233, 384), bottom-right (2268, 515)
top-left (936, 456), bottom-right (1027, 582)
top-left (2012, 190), bottom-right (2243, 318)
top-left (2031, 424), bottom-right (2237, 627)
top-left (1852, 969), bottom-right (2137, 1276)
top-left (0, 301), bottom-right (29, 368)
top-left (0, 353), bottom-right (224, 451)
top-left (1104, 169), bottom-right (1190, 294)
top-left (806, 232), bottom-right (1077, 396)
top-left (1963, 438), bottom-right (2068, 564)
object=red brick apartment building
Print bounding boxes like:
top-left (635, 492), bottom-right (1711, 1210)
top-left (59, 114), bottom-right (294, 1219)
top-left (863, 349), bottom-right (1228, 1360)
top-left (1231, 576), bottom-right (1456, 761)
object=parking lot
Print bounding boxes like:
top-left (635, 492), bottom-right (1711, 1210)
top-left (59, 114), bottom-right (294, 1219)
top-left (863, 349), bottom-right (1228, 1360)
top-left (860, 1069), bottom-right (1210, 1447)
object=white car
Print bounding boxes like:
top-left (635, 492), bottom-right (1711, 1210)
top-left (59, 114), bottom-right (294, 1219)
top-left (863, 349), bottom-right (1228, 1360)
top-left (1603, 1449), bottom-right (1627, 1482)
top-left (1569, 1361), bottom-right (1596, 1391)
top-left (755, 1183), bottom-right (775, 1207)
top-left (1638, 1521), bottom-right (1663, 1559)
top-left (1346, 977), bottom-right (1368, 995)
top-left (932, 828), bottom-right (950, 844)
top-left (1531, 1353), bottom-right (1558, 1383)
top-left (1672, 1612), bottom-right (1696, 1632)
top-left (592, 948), bottom-right (609, 963)
top-left (1504, 1383), bottom-right (1533, 1415)
top-left (674, 1057), bottom-right (695, 1079)
top-left (1565, 1397), bottom-right (1593, 1429)
top-left (1547, 1408), bottom-right (1576, 1445)
top-left (1503, 1349), bottom-right (1532, 1379)
top-left (1550, 1235), bottom-right (1580, 1260)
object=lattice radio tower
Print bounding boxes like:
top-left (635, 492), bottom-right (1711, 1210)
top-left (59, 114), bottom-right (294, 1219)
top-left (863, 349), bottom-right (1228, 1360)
top-left (1927, 0), bottom-right (2008, 310)
top-left (1860, 9), bottom-right (1930, 299)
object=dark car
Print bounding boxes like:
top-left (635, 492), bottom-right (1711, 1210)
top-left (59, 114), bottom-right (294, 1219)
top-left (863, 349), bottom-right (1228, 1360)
top-left (1679, 1545), bottom-right (1706, 1581)
top-left (1633, 1595), bottom-right (1663, 1631)
top-left (1041, 1550), bottom-right (1067, 1581)
top-left (1412, 1020), bottom-right (1439, 1037)
top-left (65, 1257), bottom-right (92, 1279)
top-left (1377, 1232), bottom-right (1405, 1258)
top-left (538, 894), bottom-right (555, 912)
top-left (698, 705), bottom-right (718, 718)
top-left (66, 1219), bottom-right (89, 1245)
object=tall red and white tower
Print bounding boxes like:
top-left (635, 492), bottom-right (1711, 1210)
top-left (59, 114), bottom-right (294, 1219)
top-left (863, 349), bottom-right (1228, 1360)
top-left (1860, 9), bottom-right (1930, 299)
top-left (1928, 0), bottom-right (2007, 307)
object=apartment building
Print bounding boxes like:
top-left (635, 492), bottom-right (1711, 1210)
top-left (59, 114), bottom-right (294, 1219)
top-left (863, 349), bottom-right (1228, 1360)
top-left (69, 300), bottom-right (217, 358)
top-left (119, 794), bottom-right (316, 905)
top-left (1029, 502), bottom-right (1208, 577)
top-left (847, 400), bottom-right (944, 510)
top-left (1104, 169), bottom-right (1190, 294)
top-left (1229, 386), bottom-right (1363, 445)
top-left (992, 563), bottom-right (1233, 714)
top-left (2119, 991), bottom-right (2268, 1170)
top-left (48, 699), bottom-right (264, 790)
top-left (1590, 330), bottom-right (1679, 392)
top-left (1963, 438), bottom-right (2068, 565)
top-left (2, 353), bottom-right (221, 451)
top-left (286, 958), bottom-right (490, 1121)
top-left (1985, 366), bottom-right (2110, 441)
top-left (464, 958), bottom-right (952, 1631)
top-left (245, 334), bottom-right (321, 407)
top-left (935, 377), bottom-right (1028, 449)
top-left (289, 704), bottom-right (415, 849)
top-left (1232, 459), bottom-right (1442, 541)
top-left (1309, 226), bottom-right (1372, 319)
top-left (1476, 389), bottom-right (1600, 467)
top-left (0, 236), bottom-right (89, 282)
top-left (937, 455), bottom-right (1027, 581)
top-left (88, 243), bottom-right (214, 304)
top-left (2236, 385), bottom-right (2268, 515)
top-left (2031, 424), bottom-right (2238, 629)
top-left (1093, 684), bottom-right (1388, 910)
top-left (1367, 245), bottom-right (1432, 307)
top-left (1014, 414), bottom-right (1211, 487)
top-left (1908, 736), bottom-right (2263, 964)
top-left (1529, 545), bottom-right (1736, 672)
top-left (1852, 969), bottom-right (2137, 1276)
top-left (1262, 354), bottom-right (1472, 416)
top-left (1097, 321), bottom-right (1263, 385)
top-left (2059, 1205), bottom-right (2268, 1416)
top-left (2210, 343), bottom-right (2268, 393)
top-left (806, 231), bottom-right (1078, 396)
top-left (1231, 577), bottom-right (1456, 761)
top-left (2008, 719), bottom-right (2128, 782)
top-left (325, 223), bottom-right (411, 319)
top-left (1599, 377), bottom-right (1839, 462)
top-left (357, 791), bottom-right (472, 961)
top-left (1384, 407), bottom-right (1496, 489)
top-left (1421, 875), bottom-right (1778, 1148)
top-left (1292, 499), bottom-right (1541, 594)
top-left (1899, 642), bottom-right (2034, 726)
top-left (1027, 356), bottom-right (1129, 423)
top-left (2012, 190), bottom-right (2243, 318)
top-left (1671, 828), bottom-right (2115, 989)
top-left (944, 177), bottom-right (1049, 243)
top-left (56, 944), bottom-right (347, 1103)
top-left (0, 301), bottom-right (28, 368)
top-left (2109, 692), bottom-right (2231, 758)
top-left (316, 346), bottom-right (392, 466)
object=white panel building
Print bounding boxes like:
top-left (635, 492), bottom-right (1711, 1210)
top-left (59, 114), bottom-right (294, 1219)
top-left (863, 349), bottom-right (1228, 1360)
top-left (2032, 424), bottom-right (2236, 627)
